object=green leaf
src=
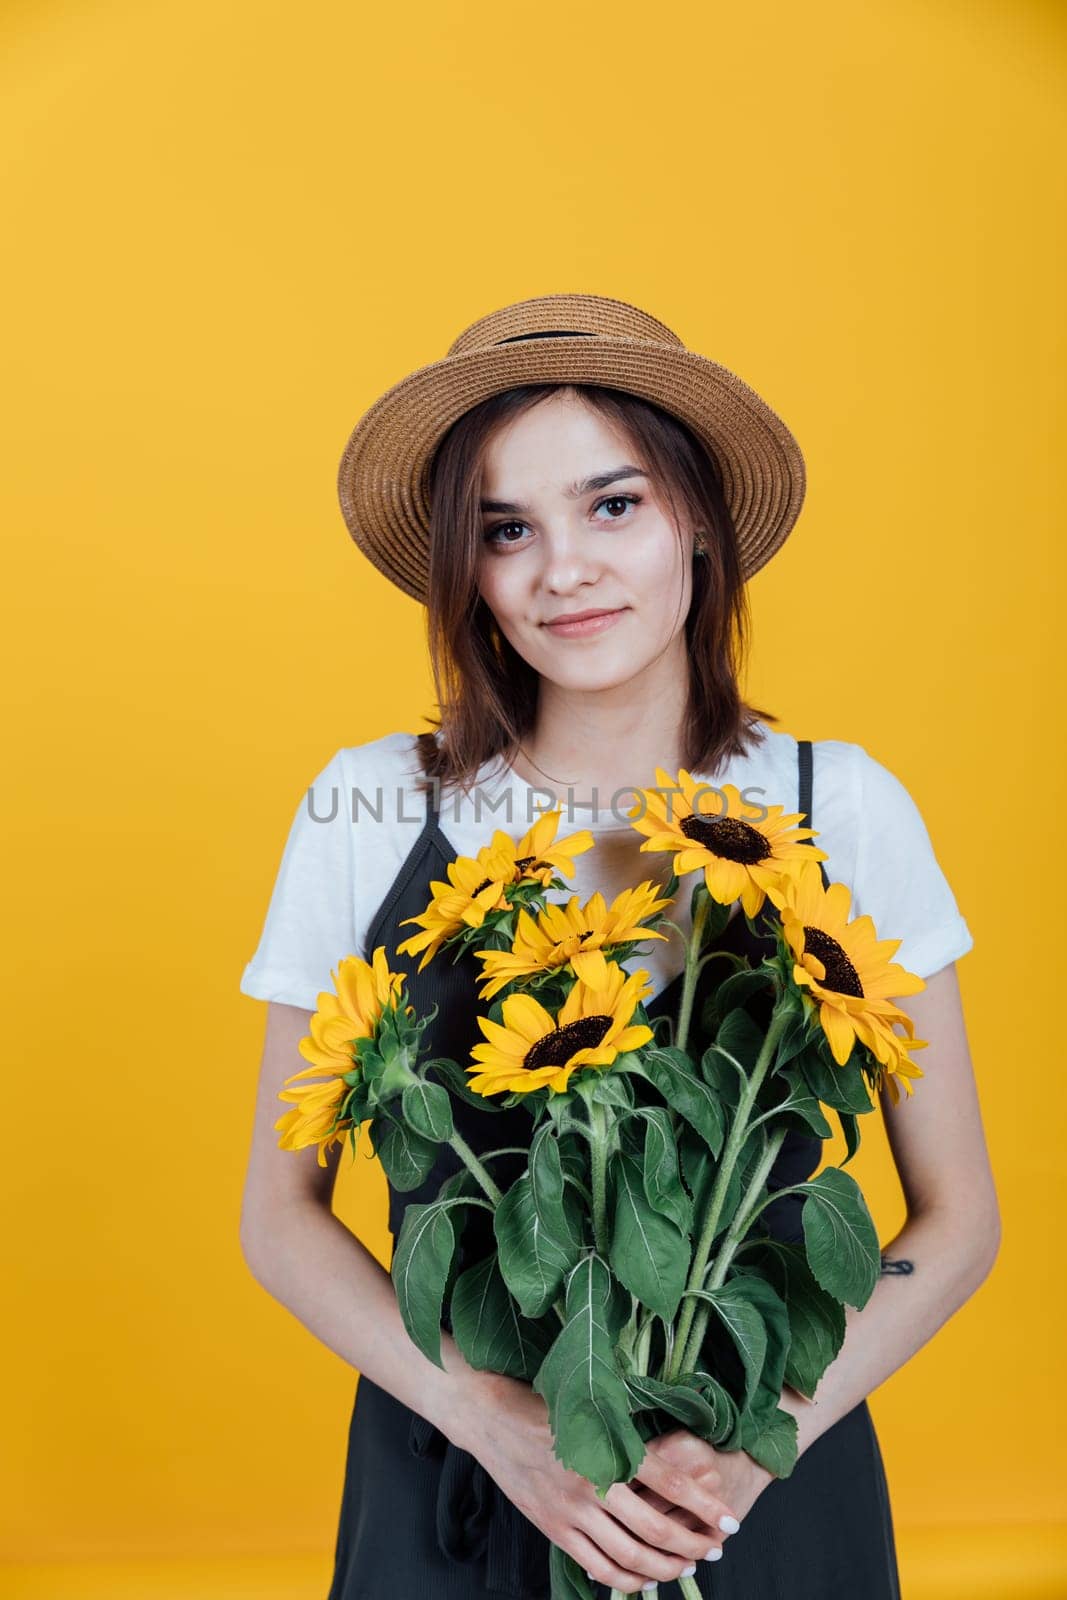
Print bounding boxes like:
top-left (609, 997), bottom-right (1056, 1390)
top-left (624, 1372), bottom-right (719, 1435)
top-left (652, 1356), bottom-right (742, 1446)
top-left (561, 1171), bottom-right (590, 1253)
top-left (742, 1404), bottom-right (799, 1478)
top-left (347, 1029), bottom-right (378, 1066)
top-left (698, 1042), bottom-right (743, 1108)
top-left (694, 1281), bottom-right (768, 1412)
top-left (714, 1004), bottom-right (767, 1074)
top-left (686, 1369), bottom-right (741, 1446)
top-left (768, 1064), bottom-right (834, 1138)
top-left (678, 1124), bottom-right (716, 1221)
top-left (450, 1255), bottom-right (555, 1380)
top-left (836, 1108), bottom-right (861, 1166)
top-left (797, 1040), bottom-right (875, 1114)
top-left (692, 881), bottom-right (733, 939)
top-left (800, 1167), bottom-right (881, 1308)
top-left (401, 1078), bottom-right (453, 1142)
top-left (391, 1199), bottom-right (465, 1370)
top-left (339, 1083), bottom-right (370, 1128)
top-left (369, 1112), bottom-right (439, 1192)
top-left (589, 1070), bottom-right (634, 1109)
top-left (530, 1124), bottom-right (583, 1253)
top-left (495, 1171), bottom-right (581, 1317)
top-left (705, 971), bottom-right (774, 1033)
top-left (725, 1270), bottom-right (792, 1417)
top-left (773, 1004), bottom-right (816, 1073)
top-left (437, 1163), bottom-right (483, 1203)
top-left (549, 1542), bottom-right (596, 1600)
top-left (359, 1046), bottom-right (385, 1090)
top-left (687, 1363), bottom-right (739, 1452)
top-left (639, 1109), bottom-right (693, 1236)
top-left (746, 1240), bottom-right (846, 1400)
top-left (532, 1255), bottom-right (647, 1496)
top-left (424, 1055), bottom-right (510, 1112)
top-left (612, 1048), bottom-right (655, 1086)
top-left (643, 1045), bottom-right (725, 1157)
top-left (608, 1150), bottom-right (691, 1321)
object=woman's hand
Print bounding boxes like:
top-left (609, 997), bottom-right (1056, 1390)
top-left (452, 1373), bottom-right (753, 1594)
top-left (627, 1427), bottom-right (776, 1559)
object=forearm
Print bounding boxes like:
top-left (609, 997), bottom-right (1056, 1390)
top-left (241, 1202), bottom-right (493, 1449)
top-left (767, 1204), bottom-right (999, 1473)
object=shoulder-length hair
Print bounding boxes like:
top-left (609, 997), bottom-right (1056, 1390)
top-left (413, 382), bottom-right (777, 797)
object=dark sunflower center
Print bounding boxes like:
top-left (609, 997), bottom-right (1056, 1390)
top-left (513, 855), bottom-right (538, 872)
top-left (524, 1015), bottom-right (612, 1071)
top-left (679, 813), bottom-right (769, 865)
top-left (803, 926), bottom-right (864, 997)
top-left (576, 930), bottom-right (594, 943)
top-left (469, 877), bottom-right (493, 898)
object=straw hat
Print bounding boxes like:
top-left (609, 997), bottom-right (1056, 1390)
top-left (336, 292), bottom-right (806, 603)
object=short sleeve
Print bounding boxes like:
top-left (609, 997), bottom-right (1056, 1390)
top-left (239, 748), bottom-right (357, 1010)
top-left (850, 744), bottom-right (974, 980)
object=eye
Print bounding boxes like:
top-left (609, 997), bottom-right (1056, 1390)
top-left (594, 493), bottom-right (642, 520)
top-left (482, 520), bottom-right (531, 548)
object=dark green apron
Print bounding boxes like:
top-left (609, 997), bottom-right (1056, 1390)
top-left (326, 740), bottom-right (901, 1599)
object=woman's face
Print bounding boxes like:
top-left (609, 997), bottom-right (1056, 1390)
top-left (474, 391), bottom-right (697, 694)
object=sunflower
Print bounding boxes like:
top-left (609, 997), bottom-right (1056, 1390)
top-left (474, 881), bottom-right (672, 1000)
top-left (396, 847), bottom-right (513, 971)
top-left (766, 866), bottom-right (928, 1104)
top-left (485, 808), bottom-right (596, 890)
top-left (275, 946), bottom-right (407, 1165)
top-left (468, 959), bottom-right (655, 1096)
top-left (626, 766), bottom-right (827, 917)
top-left (397, 810), bottom-right (595, 971)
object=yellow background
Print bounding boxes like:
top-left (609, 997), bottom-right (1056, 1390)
top-left (2, 0), bottom-right (1065, 1594)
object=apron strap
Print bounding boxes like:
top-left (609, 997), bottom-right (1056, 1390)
top-left (796, 738), bottom-right (831, 890)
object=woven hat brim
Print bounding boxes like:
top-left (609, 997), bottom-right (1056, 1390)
top-left (337, 336), bottom-right (806, 603)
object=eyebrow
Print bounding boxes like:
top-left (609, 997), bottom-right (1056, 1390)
top-left (479, 465), bottom-right (648, 515)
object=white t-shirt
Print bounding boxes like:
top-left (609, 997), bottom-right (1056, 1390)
top-left (239, 725), bottom-right (974, 1013)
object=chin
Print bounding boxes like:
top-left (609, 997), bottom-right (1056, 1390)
top-left (535, 653), bottom-right (642, 693)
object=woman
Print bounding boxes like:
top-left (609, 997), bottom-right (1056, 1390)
top-left (239, 293), bottom-right (999, 1598)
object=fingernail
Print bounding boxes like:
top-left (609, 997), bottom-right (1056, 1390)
top-left (719, 1513), bottom-right (741, 1533)
top-left (681, 1563), bottom-right (697, 1576)
top-left (642, 1584), bottom-right (657, 1593)
top-left (704, 1546), bottom-right (724, 1561)
top-left (585, 1571), bottom-right (595, 1580)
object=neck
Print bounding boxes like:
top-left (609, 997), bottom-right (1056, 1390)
top-left (509, 645), bottom-right (694, 808)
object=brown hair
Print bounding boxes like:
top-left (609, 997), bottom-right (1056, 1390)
top-left (413, 383), bottom-right (777, 796)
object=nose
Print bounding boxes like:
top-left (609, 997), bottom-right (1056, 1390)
top-left (539, 521), bottom-right (603, 595)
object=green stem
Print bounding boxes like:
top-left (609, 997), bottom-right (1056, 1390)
top-left (675, 895), bottom-right (712, 1055)
top-left (677, 1122), bottom-right (789, 1374)
top-left (664, 999), bottom-right (791, 1382)
top-left (714, 1124), bottom-right (790, 1273)
top-left (589, 1098), bottom-right (611, 1256)
top-left (447, 1128), bottom-right (503, 1204)
top-left (733, 1178), bottom-right (813, 1232)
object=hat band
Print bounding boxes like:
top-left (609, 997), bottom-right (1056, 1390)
top-left (494, 328), bottom-right (595, 344)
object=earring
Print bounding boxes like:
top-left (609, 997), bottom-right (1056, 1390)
top-left (693, 531), bottom-right (708, 558)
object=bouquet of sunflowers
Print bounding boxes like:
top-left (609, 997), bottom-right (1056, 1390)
top-left (276, 770), bottom-right (927, 1600)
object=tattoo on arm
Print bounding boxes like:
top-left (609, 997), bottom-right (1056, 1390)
top-left (880, 1253), bottom-right (914, 1276)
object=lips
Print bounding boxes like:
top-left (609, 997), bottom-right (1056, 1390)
top-left (541, 607), bottom-right (628, 638)
top-left (543, 608), bottom-right (623, 625)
